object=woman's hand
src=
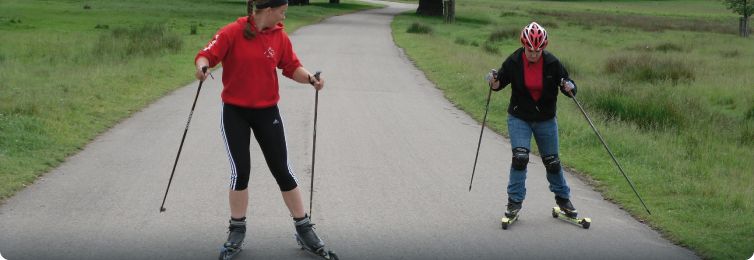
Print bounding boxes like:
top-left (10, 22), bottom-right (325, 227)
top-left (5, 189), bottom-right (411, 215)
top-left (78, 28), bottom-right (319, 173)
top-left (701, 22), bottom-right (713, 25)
top-left (309, 72), bottom-right (324, 91)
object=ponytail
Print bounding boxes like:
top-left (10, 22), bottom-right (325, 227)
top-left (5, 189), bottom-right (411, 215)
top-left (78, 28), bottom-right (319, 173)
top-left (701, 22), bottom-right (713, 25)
top-left (243, 0), bottom-right (256, 39)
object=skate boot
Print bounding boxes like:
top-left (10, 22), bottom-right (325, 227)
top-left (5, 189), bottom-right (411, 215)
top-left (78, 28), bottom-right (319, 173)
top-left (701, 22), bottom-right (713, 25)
top-left (219, 218), bottom-right (246, 260)
top-left (501, 199), bottom-right (522, 230)
top-left (505, 199), bottom-right (522, 218)
top-left (552, 196), bottom-right (591, 229)
top-left (294, 214), bottom-right (338, 259)
top-left (555, 196), bottom-right (578, 218)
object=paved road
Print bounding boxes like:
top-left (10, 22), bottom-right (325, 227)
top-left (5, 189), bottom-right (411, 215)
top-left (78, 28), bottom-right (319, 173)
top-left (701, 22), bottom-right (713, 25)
top-left (0, 1), bottom-right (698, 259)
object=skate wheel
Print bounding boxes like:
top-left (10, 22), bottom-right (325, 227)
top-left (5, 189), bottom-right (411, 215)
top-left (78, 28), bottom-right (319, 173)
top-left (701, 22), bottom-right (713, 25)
top-left (328, 251), bottom-right (339, 260)
top-left (581, 218), bottom-right (591, 229)
top-left (552, 207), bottom-right (559, 218)
top-left (501, 218), bottom-right (509, 230)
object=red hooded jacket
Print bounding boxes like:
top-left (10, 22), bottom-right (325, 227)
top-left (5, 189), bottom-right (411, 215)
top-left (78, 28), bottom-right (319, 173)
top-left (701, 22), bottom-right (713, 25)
top-left (195, 16), bottom-right (302, 108)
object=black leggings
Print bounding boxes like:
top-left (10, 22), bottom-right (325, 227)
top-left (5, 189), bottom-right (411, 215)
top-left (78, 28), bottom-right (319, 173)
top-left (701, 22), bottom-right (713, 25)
top-left (221, 103), bottom-right (299, 191)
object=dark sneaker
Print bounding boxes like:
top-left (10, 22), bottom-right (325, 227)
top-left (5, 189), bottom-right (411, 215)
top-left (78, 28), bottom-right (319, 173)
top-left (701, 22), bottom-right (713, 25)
top-left (505, 199), bottom-right (523, 218)
top-left (555, 196), bottom-right (578, 218)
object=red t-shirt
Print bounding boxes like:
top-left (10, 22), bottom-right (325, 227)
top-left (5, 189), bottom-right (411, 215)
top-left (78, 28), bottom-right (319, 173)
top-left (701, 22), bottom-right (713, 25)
top-left (523, 52), bottom-right (544, 102)
top-left (195, 16), bottom-right (302, 108)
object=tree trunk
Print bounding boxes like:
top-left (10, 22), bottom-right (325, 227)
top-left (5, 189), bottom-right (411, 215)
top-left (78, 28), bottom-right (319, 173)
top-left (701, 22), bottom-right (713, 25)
top-left (417, 0), bottom-right (443, 16)
top-left (329, 0), bottom-right (340, 3)
top-left (443, 0), bottom-right (455, 23)
top-left (289, 0), bottom-right (309, 5)
top-left (741, 16), bottom-right (750, 37)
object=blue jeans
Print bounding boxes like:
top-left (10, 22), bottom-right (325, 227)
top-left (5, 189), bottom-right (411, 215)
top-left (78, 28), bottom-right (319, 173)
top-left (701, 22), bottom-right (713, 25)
top-left (507, 114), bottom-right (570, 202)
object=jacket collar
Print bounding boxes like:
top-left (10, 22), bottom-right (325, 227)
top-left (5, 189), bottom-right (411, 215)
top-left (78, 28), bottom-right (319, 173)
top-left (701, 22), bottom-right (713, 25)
top-left (511, 47), bottom-right (557, 65)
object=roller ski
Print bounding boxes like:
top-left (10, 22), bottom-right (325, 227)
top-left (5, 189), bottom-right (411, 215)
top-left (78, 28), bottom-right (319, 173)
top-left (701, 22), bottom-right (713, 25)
top-left (218, 218), bottom-right (246, 260)
top-left (501, 199), bottom-right (522, 230)
top-left (293, 214), bottom-right (339, 260)
top-left (551, 196), bottom-right (591, 229)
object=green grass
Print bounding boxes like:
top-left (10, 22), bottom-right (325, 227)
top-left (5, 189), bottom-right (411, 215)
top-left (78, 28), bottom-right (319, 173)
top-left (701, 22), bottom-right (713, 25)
top-left (392, 0), bottom-right (754, 259)
top-left (0, 0), bottom-right (379, 201)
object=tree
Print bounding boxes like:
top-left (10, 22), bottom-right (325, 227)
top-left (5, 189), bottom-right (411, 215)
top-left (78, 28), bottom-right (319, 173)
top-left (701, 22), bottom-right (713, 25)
top-left (417, 0), bottom-right (443, 16)
top-left (723, 0), bottom-right (753, 37)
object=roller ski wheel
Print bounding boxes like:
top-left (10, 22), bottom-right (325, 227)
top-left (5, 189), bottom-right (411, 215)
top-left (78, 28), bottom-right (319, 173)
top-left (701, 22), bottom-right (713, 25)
top-left (501, 214), bottom-right (519, 230)
top-left (552, 206), bottom-right (591, 229)
top-left (295, 234), bottom-right (339, 259)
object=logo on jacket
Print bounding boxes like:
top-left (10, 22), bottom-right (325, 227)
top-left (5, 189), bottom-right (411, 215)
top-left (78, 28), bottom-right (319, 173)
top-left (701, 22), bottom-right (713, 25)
top-left (264, 47), bottom-right (276, 58)
top-left (203, 33), bottom-right (220, 52)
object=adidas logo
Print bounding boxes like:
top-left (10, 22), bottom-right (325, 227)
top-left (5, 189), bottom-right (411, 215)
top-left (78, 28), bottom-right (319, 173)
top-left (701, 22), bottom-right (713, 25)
top-left (273, 119), bottom-right (280, 124)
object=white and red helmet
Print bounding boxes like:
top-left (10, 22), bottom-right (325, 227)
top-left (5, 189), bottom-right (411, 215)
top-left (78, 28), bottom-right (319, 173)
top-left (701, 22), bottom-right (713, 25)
top-left (520, 22), bottom-right (548, 52)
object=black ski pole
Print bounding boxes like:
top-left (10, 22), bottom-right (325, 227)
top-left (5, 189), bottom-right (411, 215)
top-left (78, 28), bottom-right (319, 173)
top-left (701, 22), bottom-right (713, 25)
top-left (566, 88), bottom-right (652, 215)
top-left (469, 69), bottom-right (496, 192)
top-left (160, 66), bottom-right (208, 213)
top-left (308, 71), bottom-right (321, 218)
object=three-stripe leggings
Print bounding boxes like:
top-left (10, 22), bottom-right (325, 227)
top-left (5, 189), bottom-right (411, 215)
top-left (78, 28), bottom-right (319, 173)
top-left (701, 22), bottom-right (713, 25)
top-left (221, 103), bottom-right (299, 191)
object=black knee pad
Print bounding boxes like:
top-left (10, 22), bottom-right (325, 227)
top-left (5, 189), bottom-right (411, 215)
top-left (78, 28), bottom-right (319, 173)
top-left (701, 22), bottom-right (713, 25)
top-left (543, 154), bottom-right (561, 173)
top-left (511, 147), bottom-right (529, 170)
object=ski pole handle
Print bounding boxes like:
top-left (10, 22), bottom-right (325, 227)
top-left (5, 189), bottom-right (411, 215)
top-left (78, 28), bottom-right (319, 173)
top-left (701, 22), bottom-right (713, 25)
top-left (485, 69), bottom-right (497, 82)
top-left (309, 71), bottom-right (322, 87)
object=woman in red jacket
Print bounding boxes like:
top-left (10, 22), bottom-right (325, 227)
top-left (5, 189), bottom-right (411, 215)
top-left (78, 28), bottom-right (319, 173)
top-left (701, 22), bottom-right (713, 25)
top-left (194, 0), bottom-right (334, 258)
top-left (489, 22), bottom-right (580, 222)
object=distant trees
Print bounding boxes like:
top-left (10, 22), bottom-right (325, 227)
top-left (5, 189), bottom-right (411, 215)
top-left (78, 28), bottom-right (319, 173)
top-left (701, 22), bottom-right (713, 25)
top-left (722, 0), bottom-right (752, 37)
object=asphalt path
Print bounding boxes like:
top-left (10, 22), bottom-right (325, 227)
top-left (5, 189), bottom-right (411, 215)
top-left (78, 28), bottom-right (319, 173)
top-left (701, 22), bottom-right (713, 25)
top-left (0, 1), bottom-right (698, 259)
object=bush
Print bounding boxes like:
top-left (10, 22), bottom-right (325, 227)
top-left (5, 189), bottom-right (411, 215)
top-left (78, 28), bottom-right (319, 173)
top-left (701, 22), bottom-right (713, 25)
top-left (482, 41), bottom-right (499, 54)
top-left (587, 87), bottom-right (689, 129)
top-left (605, 54), bottom-right (694, 84)
top-left (454, 37), bottom-right (468, 45)
top-left (407, 22), bottom-right (432, 34)
top-left (488, 27), bottom-right (518, 42)
top-left (628, 42), bottom-right (685, 53)
top-left (746, 104), bottom-right (754, 120)
top-left (721, 50), bottom-right (740, 58)
top-left (655, 42), bottom-right (683, 52)
top-left (93, 23), bottom-right (182, 58)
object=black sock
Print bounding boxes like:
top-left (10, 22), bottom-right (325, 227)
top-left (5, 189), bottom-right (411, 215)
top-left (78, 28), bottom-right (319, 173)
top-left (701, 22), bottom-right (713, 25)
top-left (231, 216), bottom-right (246, 222)
top-left (293, 214), bottom-right (308, 222)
